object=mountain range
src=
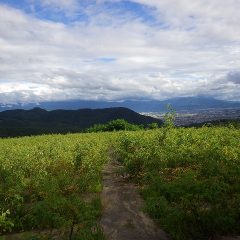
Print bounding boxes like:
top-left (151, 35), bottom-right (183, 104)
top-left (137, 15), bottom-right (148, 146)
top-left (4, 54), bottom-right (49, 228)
top-left (1, 96), bottom-right (240, 112)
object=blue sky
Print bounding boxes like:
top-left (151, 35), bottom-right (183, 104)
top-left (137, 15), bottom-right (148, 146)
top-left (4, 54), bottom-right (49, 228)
top-left (0, 0), bottom-right (240, 103)
top-left (1, 0), bottom-right (157, 24)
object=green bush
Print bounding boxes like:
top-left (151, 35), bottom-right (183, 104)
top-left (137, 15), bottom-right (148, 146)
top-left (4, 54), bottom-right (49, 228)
top-left (87, 119), bottom-right (143, 132)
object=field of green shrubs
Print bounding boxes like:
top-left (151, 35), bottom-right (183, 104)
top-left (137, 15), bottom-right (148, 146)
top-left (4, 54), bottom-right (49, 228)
top-left (114, 126), bottom-right (240, 240)
top-left (0, 125), bottom-right (239, 240)
top-left (0, 133), bottom-right (115, 239)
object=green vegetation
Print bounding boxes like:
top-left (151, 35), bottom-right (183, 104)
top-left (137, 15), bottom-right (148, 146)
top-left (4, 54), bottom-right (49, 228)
top-left (0, 107), bottom-right (162, 137)
top-left (0, 133), bottom-right (115, 239)
top-left (86, 119), bottom-right (144, 132)
top-left (0, 124), bottom-right (239, 239)
top-left (86, 119), bottom-right (161, 132)
top-left (113, 126), bottom-right (240, 240)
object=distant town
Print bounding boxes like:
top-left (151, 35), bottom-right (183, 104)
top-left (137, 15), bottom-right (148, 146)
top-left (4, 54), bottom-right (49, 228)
top-left (142, 108), bottom-right (240, 126)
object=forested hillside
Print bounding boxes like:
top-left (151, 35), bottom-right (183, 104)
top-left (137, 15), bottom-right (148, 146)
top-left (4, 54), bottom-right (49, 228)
top-left (0, 107), bottom-right (162, 137)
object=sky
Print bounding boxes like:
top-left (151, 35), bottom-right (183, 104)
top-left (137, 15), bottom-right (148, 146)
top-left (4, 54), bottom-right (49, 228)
top-left (0, 0), bottom-right (240, 104)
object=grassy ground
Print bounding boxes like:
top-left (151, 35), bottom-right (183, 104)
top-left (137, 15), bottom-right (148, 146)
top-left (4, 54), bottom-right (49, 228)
top-left (0, 126), bottom-right (239, 239)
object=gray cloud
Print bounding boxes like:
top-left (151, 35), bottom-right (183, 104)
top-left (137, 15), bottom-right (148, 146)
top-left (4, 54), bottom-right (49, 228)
top-left (226, 71), bottom-right (240, 84)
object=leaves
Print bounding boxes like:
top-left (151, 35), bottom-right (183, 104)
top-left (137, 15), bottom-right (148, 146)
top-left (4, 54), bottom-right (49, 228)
top-left (114, 126), bottom-right (240, 239)
top-left (0, 133), bottom-right (111, 237)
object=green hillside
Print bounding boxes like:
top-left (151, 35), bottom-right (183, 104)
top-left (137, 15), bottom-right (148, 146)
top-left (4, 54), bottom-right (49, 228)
top-left (0, 107), bottom-right (162, 137)
top-left (0, 125), bottom-right (239, 239)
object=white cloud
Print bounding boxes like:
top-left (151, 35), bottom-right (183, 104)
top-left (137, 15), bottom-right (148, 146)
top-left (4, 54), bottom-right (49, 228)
top-left (0, 1), bottom-right (240, 104)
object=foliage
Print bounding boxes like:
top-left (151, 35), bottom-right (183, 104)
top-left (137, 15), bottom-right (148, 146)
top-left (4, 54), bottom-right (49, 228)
top-left (163, 104), bottom-right (176, 128)
top-left (0, 210), bottom-right (14, 233)
top-left (0, 133), bottom-right (115, 238)
top-left (113, 126), bottom-right (240, 240)
top-left (0, 124), bottom-right (239, 240)
top-left (147, 123), bottom-right (159, 129)
top-left (86, 119), bottom-right (144, 132)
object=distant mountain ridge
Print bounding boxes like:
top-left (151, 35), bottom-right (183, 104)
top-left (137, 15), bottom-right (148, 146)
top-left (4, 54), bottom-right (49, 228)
top-left (0, 107), bottom-right (162, 137)
top-left (1, 96), bottom-right (240, 112)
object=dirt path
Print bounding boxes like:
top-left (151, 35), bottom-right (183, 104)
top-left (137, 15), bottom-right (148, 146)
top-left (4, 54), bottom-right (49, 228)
top-left (100, 161), bottom-right (170, 240)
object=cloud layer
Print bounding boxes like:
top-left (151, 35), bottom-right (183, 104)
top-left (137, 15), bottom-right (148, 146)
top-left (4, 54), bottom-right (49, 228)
top-left (0, 0), bottom-right (240, 104)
